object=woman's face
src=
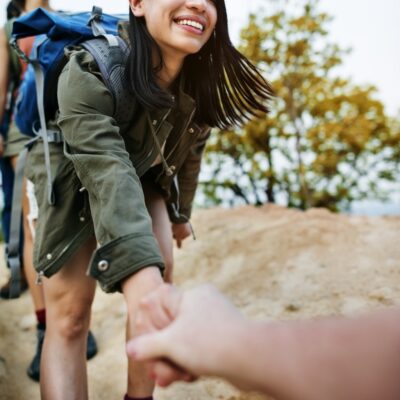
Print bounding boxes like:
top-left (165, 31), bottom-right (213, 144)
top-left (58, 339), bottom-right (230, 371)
top-left (131, 0), bottom-right (218, 59)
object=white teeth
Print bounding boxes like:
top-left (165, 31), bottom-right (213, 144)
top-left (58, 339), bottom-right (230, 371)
top-left (177, 19), bottom-right (204, 31)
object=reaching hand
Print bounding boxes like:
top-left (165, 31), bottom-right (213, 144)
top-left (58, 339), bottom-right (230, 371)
top-left (127, 283), bottom-right (244, 387)
top-left (172, 222), bottom-right (192, 248)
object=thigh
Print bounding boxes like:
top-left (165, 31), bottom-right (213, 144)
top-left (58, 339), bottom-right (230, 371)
top-left (142, 181), bottom-right (173, 279)
top-left (43, 237), bottom-right (97, 314)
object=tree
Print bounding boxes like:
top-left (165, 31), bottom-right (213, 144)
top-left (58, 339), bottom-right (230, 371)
top-left (201, 0), bottom-right (400, 211)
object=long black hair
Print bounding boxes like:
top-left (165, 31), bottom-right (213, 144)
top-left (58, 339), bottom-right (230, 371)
top-left (126, 0), bottom-right (273, 129)
top-left (7, 0), bottom-right (24, 19)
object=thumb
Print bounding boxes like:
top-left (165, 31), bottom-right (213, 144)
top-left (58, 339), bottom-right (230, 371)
top-left (127, 331), bottom-right (169, 361)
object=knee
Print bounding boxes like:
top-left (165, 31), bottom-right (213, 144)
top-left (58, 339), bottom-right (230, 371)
top-left (50, 304), bottom-right (91, 341)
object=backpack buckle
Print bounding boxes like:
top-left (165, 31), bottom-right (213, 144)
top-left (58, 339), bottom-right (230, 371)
top-left (47, 130), bottom-right (64, 143)
top-left (89, 6), bottom-right (103, 23)
top-left (9, 37), bottom-right (31, 63)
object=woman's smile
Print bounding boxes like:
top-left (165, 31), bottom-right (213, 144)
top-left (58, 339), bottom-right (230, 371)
top-left (173, 15), bottom-right (207, 35)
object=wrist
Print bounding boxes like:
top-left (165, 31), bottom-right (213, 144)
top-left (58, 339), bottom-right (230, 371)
top-left (221, 319), bottom-right (286, 394)
top-left (214, 316), bottom-right (254, 379)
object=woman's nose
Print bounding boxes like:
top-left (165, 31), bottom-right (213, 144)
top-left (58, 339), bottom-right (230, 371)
top-left (185, 0), bottom-right (207, 12)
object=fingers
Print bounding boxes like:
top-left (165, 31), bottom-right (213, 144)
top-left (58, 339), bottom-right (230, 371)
top-left (173, 231), bottom-right (183, 248)
top-left (150, 359), bottom-right (197, 387)
top-left (159, 283), bottom-right (182, 320)
top-left (136, 283), bottom-right (182, 333)
top-left (147, 283), bottom-right (182, 320)
top-left (172, 222), bottom-right (192, 248)
top-left (137, 294), bottom-right (171, 332)
top-left (127, 330), bottom-right (169, 361)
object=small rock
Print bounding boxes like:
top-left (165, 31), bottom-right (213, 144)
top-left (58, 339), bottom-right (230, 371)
top-left (19, 314), bottom-right (36, 331)
top-left (285, 303), bottom-right (301, 312)
top-left (0, 356), bottom-right (7, 380)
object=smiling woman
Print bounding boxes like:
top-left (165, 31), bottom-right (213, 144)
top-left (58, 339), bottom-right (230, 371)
top-left (19, 0), bottom-right (273, 399)
top-left (127, 0), bottom-right (272, 127)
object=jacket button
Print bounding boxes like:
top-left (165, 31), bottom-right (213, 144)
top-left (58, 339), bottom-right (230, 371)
top-left (188, 127), bottom-right (195, 134)
top-left (152, 119), bottom-right (157, 126)
top-left (170, 165), bottom-right (176, 172)
top-left (98, 260), bottom-right (109, 272)
top-left (46, 253), bottom-right (52, 260)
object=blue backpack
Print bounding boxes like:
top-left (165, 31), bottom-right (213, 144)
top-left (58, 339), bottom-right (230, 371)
top-left (11, 6), bottom-right (129, 138)
top-left (7, 6), bottom-right (132, 298)
top-left (11, 6), bottom-right (131, 205)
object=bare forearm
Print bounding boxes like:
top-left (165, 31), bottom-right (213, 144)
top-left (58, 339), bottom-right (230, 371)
top-left (223, 309), bottom-right (400, 400)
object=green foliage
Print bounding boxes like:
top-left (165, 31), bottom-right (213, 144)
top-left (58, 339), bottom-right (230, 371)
top-left (201, 0), bottom-right (400, 211)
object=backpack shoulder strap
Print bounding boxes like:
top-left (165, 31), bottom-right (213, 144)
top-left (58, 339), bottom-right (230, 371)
top-left (4, 18), bottom-right (21, 83)
top-left (81, 36), bottom-right (135, 128)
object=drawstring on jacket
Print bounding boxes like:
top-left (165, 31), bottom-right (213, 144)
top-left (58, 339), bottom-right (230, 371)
top-left (147, 114), bottom-right (196, 240)
top-left (147, 113), bottom-right (173, 177)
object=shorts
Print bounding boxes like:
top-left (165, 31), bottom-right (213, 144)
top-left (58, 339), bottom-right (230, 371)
top-left (25, 140), bottom-right (95, 279)
top-left (4, 122), bottom-right (29, 158)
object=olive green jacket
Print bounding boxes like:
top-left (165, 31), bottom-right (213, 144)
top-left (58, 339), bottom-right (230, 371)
top-left (28, 45), bottom-right (210, 292)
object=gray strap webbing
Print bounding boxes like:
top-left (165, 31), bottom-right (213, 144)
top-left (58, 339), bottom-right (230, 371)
top-left (89, 7), bottom-right (119, 47)
top-left (32, 60), bottom-right (55, 206)
top-left (7, 147), bottom-right (29, 298)
top-left (81, 36), bottom-right (131, 125)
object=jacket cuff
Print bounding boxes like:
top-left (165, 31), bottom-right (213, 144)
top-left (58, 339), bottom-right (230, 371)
top-left (88, 233), bottom-right (164, 292)
top-left (167, 203), bottom-right (192, 224)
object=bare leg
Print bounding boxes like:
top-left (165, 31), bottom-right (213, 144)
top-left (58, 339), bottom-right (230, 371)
top-left (143, 182), bottom-right (174, 283)
top-left (40, 237), bottom-right (96, 400)
top-left (123, 267), bottom-right (164, 397)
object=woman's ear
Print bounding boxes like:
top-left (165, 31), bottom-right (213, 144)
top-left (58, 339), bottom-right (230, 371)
top-left (129, 0), bottom-right (144, 17)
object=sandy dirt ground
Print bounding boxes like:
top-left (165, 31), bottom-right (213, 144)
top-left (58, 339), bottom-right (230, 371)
top-left (0, 204), bottom-right (399, 400)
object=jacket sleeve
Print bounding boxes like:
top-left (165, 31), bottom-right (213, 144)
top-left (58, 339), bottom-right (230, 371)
top-left (57, 50), bottom-right (164, 292)
top-left (168, 126), bottom-right (211, 224)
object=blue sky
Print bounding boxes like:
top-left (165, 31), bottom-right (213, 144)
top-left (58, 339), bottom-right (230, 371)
top-left (1, 0), bottom-right (399, 115)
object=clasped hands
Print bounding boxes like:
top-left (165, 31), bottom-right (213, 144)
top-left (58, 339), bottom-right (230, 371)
top-left (127, 283), bottom-right (245, 387)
